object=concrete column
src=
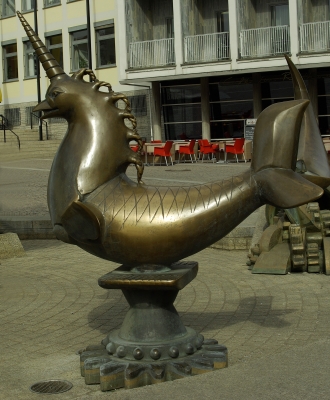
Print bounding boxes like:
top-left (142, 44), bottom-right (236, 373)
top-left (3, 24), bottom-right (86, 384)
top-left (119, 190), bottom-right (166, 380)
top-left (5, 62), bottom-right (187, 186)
top-left (308, 68), bottom-right (318, 118)
top-left (201, 77), bottom-right (211, 140)
top-left (289, 0), bottom-right (299, 63)
top-left (172, 0), bottom-right (183, 75)
top-left (116, 0), bottom-right (128, 81)
top-left (151, 81), bottom-right (162, 141)
top-left (252, 73), bottom-right (262, 118)
top-left (228, 0), bottom-right (239, 69)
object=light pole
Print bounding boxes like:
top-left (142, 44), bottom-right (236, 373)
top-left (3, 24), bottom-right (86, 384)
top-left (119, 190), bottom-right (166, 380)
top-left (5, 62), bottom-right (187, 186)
top-left (86, 0), bottom-right (92, 75)
top-left (34, 0), bottom-right (43, 141)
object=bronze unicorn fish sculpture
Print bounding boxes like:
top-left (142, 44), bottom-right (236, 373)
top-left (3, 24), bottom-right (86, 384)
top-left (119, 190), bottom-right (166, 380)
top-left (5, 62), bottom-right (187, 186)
top-left (17, 12), bottom-right (330, 267)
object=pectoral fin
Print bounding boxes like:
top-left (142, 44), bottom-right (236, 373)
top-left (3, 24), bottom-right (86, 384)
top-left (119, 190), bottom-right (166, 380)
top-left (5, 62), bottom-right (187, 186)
top-left (61, 201), bottom-right (104, 243)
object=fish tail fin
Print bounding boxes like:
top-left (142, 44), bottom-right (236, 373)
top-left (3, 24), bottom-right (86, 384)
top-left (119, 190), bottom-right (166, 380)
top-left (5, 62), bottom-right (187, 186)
top-left (251, 99), bottom-right (324, 209)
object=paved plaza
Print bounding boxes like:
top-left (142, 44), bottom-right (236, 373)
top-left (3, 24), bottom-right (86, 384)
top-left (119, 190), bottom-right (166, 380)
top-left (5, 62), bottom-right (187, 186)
top-left (1, 157), bottom-right (330, 399)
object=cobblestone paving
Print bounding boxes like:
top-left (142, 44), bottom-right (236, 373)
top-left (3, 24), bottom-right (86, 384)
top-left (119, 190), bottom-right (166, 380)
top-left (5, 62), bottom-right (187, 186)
top-left (0, 158), bottom-right (250, 216)
top-left (1, 240), bottom-right (330, 399)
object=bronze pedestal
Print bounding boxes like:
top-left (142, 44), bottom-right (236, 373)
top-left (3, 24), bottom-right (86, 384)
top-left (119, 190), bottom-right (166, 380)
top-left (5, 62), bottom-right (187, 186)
top-left (80, 261), bottom-right (227, 390)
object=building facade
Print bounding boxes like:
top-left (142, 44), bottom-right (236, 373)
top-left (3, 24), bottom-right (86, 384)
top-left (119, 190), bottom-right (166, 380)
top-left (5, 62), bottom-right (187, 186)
top-left (117, 0), bottom-right (330, 141)
top-left (0, 0), bottom-right (151, 142)
top-left (1, 0), bottom-right (330, 144)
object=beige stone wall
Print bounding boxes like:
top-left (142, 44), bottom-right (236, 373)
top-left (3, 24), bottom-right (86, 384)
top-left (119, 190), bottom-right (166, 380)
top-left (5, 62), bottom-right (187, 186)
top-left (0, 88), bottom-right (152, 143)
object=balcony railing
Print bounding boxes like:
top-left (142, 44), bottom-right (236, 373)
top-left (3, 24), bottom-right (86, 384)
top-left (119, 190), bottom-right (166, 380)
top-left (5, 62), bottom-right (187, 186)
top-left (300, 21), bottom-right (330, 53)
top-left (240, 25), bottom-right (290, 58)
top-left (184, 32), bottom-right (230, 63)
top-left (129, 38), bottom-right (175, 69)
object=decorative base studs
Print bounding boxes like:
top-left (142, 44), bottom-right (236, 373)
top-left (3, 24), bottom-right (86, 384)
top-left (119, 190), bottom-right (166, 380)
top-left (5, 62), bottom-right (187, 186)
top-left (80, 339), bottom-right (228, 391)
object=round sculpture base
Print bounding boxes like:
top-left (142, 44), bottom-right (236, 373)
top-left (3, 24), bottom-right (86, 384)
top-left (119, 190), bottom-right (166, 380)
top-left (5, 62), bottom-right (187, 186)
top-left (80, 338), bottom-right (227, 391)
top-left (79, 261), bottom-right (228, 390)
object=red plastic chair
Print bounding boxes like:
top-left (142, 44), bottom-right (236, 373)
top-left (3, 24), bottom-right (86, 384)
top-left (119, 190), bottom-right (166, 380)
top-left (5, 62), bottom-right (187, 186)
top-left (225, 138), bottom-right (246, 163)
top-left (153, 140), bottom-right (174, 166)
top-left (150, 140), bottom-right (162, 143)
top-left (198, 139), bottom-right (216, 163)
top-left (131, 140), bottom-right (145, 153)
top-left (178, 140), bottom-right (196, 163)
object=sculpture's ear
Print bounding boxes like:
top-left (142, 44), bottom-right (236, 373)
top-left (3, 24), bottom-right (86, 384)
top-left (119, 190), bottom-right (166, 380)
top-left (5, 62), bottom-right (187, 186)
top-left (61, 201), bottom-right (104, 243)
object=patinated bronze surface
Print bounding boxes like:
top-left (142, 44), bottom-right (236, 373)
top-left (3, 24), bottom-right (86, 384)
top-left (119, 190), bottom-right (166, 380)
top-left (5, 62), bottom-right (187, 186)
top-left (247, 57), bottom-right (330, 275)
top-left (17, 9), bottom-right (330, 390)
top-left (17, 11), bottom-right (327, 267)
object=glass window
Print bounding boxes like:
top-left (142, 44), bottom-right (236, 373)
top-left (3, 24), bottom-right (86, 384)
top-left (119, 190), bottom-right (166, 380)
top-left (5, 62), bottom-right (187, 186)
top-left (210, 101), bottom-right (253, 121)
top-left (317, 76), bottom-right (330, 96)
top-left (46, 34), bottom-right (63, 69)
top-left (162, 84), bottom-right (202, 140)
top-left (261, 80), bottom-right (294, 99)
top-left (164, 122), bottom-right (202, 141)
top-left (44, 0), bottom-right (60, 8)
top-left (317, 73), bottom-right (330, 135)
top-left (71, 29), bottom-right (89, 71)
top-left (2, 0), bottom-right (15, 17)
top-left (166, 17), bottom-right (174, 38)
top-left (5, 108), bottom-right (20, 126)
top-left (3, 43), bottom-right (18, 81)
top-left (261, 71), bottom-right (297, 112)
top-left (162, 85), bottom-right (201, 104)
top-left (26, 105), bottom-right (38, 126)
top-left (271, 4), bottom-right (289, 26)
top-left (96, 25), bottom-right (115, 67)
top-left (163, 104), bottom-right (202, 123)
top-left (209, 77), bottom-right (253, 139)
top-left (126, 95), bottom-right (147, 117)
top-left (217, 11), bottom-right (229, 33)
top-left (22, 0), bottom-right (35, 12)
top-left (318, 93), bottom-right (330, 115)
top-left (211, 121), bottom-right (245, 139)
top-left (23, 40), bottom-right (36, 78)
top-left (209, 82), bottom-right (253, 102)
top-left (319, 116), bottom-right (330, 136)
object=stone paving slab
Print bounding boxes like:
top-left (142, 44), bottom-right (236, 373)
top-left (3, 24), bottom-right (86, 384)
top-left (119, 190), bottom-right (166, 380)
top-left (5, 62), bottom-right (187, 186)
top-left (1, 240), bottom-right (330, 399)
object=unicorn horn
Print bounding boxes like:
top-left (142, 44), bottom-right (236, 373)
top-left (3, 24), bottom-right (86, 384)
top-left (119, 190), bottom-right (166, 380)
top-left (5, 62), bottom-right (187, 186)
top-left (17, 11), bottom-right (66, 79)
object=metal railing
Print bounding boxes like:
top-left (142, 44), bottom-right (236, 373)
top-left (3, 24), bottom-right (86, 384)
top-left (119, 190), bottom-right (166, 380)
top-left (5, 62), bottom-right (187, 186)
top-left (0, 114), bottom-right (20, 149)
top-left (300, 21), bottom-right (330, 53)
top-left (240, 25), bottom-right (290, 58)
top-left (129, 38), bottom-right (175, 69)
top-left (184, 32), bottom-right (230, 63)
top-left (30, 112), bottom-right (49, 140)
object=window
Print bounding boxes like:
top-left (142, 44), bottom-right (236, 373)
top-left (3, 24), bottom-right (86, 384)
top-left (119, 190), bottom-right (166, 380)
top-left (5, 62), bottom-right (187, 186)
top-left (126, 95), bottom-right (147, 116)
top-left (317, 73), bottom-right (330, 135)
top-left (166, 17), bottom-right (174, 38)
top-left (44, 0), bottom-right (60, 7)
top-left (21, 0), bottom-right (35, 12)
top-left (96, 24), bottom-right (115, 67)
top-left (271, 4), bottom-right (289, 26)
top-left (23, 40), bottom-right (37, 78)
top-left (71, 29), bottom-right (89, 71)
top-left (217, 11), bottom-right (229, 33)
top-left (162, 83), bottom-right (202, 140)
top-left (46, 33), bottom-right (63, 69)
top-left (209, 76), bottom-right (253, 139)
top-left (5, 108), bottom-right (21, 126)
top-left (2, 0), bottom-right (15, 17)
top-left (261, 71), bottom-right (295, 109)
top-left (26, 105), bottom-right (38, 126)
top-left (3, 42), bottom-right (18, 81)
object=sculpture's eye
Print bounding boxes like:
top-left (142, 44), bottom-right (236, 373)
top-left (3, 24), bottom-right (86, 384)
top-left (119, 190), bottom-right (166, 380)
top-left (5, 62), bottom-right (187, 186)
top-left (51, 91), bottom-right (60, 99)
